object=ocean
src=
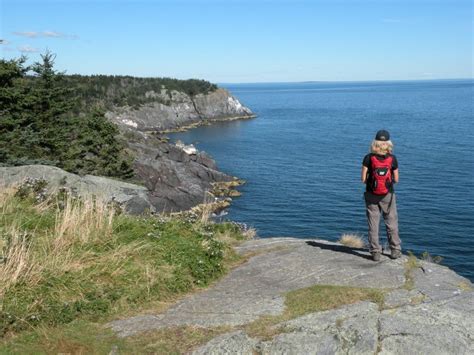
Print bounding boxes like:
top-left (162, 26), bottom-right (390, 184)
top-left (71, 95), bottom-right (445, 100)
top-left (169, 80), bottom-right (474, 281)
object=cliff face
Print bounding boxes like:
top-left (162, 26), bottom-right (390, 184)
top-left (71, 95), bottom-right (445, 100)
top-left (126, 130), bottom-right (237, 213)
top-left (105, 88), bottom-right (254, 132)
top-left (0, 86), bottom-right (252, 214)
top-left (103, 86), bottom-right (254, 213)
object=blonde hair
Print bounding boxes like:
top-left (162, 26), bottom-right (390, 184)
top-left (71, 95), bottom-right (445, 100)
top-left (370, 140), bottom-right (393, 155)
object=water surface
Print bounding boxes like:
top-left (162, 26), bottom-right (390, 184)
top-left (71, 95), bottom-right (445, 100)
top-left (169, 80), bottom-right (474, 281)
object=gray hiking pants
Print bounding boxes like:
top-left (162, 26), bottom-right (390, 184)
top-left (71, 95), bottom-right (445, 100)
top-left (364, 192), bottom-right (401, 253)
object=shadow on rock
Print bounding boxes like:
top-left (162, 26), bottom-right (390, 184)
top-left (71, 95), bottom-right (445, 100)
top-left (306, 241), bottom-right (373, 261)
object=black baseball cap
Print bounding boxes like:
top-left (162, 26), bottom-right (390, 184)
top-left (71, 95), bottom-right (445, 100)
top-left (375, 130), bottom-right (390, 141)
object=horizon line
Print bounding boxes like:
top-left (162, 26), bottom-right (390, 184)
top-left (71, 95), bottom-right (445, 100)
top-left (217, 78), bottom-right (474, 85)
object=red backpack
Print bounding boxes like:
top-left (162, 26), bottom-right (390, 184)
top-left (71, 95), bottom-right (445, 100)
top-left (370, 155), bottom-right (393, 195)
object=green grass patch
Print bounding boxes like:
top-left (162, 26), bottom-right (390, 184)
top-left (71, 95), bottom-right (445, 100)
top-left (1, 320), bottom-right (231, 355)
top-left (245, 284), bottom-right (385, 340)
top-left (122, 325), bottom-right (232, 355)
top-left (0, 187), bottom-right (249, 338)
top-left (1, 320), bottom-right (123, 355)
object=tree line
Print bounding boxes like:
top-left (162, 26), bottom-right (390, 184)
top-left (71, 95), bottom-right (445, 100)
top-left (53, 73), bottom-right (217, 112)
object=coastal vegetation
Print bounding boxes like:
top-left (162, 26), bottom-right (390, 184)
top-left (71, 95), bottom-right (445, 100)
top-left (0, 182), bottom-right (251, 340)
top-left (62, 74), bottom-right (218, 112)
top-left (0, 53), bottom-right (134, 178)
top-left (0, 53), bottom-right (218, 178)
top-left (0, 182), bottom-right (390, 353)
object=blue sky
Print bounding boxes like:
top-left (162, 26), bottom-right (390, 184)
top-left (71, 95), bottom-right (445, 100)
top-left (1, 0), bottom-right (472, 82)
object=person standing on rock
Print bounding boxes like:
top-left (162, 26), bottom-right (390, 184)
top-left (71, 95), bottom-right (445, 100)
top-left (361, 130), bottom-right (402, 261)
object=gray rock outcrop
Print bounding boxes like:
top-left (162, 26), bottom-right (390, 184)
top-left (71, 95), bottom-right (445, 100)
top-left (108, 238), bottom-right (474, 354)
top-left (128, 133), bottom-right (236, 213)
top-left (102, 86), bottom-right (253, 212)
top-left (106, 88), bottom-right (254, 132)
top-left (0, 86), bottom-right (251, 213)
top-left (0, 135), bottom-right (237, 213)
top-left (0, 165), bottom-right (153, 214)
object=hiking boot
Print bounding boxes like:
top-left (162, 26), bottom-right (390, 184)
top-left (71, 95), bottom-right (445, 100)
top-left (390, 249), bottom-right (402, 259)
top-left (372, 252), bottom-right (381, 262)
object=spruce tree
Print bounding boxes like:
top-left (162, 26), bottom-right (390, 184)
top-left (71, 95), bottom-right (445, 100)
top-left (0, 53), bottom-right (134, 179)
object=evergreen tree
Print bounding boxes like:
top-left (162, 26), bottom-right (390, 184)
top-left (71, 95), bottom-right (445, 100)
top-left (0, 53), bottom-right (134, 179)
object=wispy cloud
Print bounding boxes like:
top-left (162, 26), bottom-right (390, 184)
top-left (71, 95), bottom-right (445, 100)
top-left (0, 39), bottom-right (10, 45)
top-left (13, 31), bottom-right (78, 39)
top-left (13, 31), bottom-right (38, 38)
top-left (18, 45), bottom-right (40, 53)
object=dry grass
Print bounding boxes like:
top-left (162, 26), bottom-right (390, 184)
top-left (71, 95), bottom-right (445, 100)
top-left (53, 196), bottom-right (115, 246)
top-left (0, 188), bottom-right (34, 295)
top-left (338, 233), bottom-right (365, 249)
top-left (198, 193), bottom-right (216, 224)
top-left (242, 227), bottom-right (257, 240)
top-left (0, 192), bottom-right (116, 294)
top-left (0, 226), bottom-right (33, 297)
top-left (458, 281), bottom-right (472, 292)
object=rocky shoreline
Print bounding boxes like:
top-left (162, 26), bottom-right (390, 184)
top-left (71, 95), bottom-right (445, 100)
top-left (114, 86), bottom-right (254, 213)
top-left (157, 113), bottom-right (256, 134)
top-left (0, 86), bottom-right (254, 215)
top-left (105, 87), bottom-right (254, 133)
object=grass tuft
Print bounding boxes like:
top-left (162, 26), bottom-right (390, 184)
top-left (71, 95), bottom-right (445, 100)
top-left (403, 252), bottom-right (421, 290)
top-left (1, 320), bottom-right (231, 355)
top-left (338, 233), bottom-right (365, 249)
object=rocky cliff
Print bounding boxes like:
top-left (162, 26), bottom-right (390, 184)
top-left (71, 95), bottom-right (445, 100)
top-left (105, 88), bottom-right (254, 132)
top-left (100, 86), bottom-right (254, 213)
top-left (109, 86), bottom-right (253, 213)
top-left (0, 87), bottom-right (253, 214)
top-left (125, 129), bottom-right (239, 213)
